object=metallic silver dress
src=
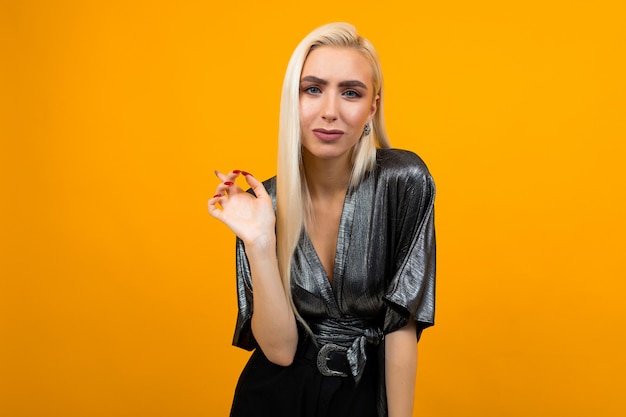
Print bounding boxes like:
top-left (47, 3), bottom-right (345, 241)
top-left (230, 148), bottom-right (436, 417)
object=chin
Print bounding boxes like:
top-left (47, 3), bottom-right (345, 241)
top-left (304, 145), bottom-right (352, 161)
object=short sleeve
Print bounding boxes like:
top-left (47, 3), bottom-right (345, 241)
top-left (232, 237), bottom-right (257, 350)
top-left (383, 164), bottom-right (436, 341)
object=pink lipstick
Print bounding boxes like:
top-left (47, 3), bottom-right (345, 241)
top-left (312, 128), bottom-right (344, 141)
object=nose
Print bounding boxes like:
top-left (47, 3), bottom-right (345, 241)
top-left (321, 94), bottom-right (338, 122)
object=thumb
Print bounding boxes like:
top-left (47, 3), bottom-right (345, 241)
top-left (243, 173), bottom-right (269, 198)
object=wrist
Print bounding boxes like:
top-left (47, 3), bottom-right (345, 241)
top-left (243, 235), bottom-right (277, 256)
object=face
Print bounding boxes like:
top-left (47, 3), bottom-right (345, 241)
top-left (299, 46), bottom-right (378, 164)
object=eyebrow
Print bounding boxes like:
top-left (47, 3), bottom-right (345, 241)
top-left (300, 76), bottom-right (368, 90)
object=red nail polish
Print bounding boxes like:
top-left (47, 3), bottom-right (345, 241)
top-left (213, 194), bottom-right (222, 198)
top-left (233, 170), bottom-right (241, 174)
top-left (241, 171), bottom-right (252, 176)
top-left (224, 181), bottom-right (234, 186)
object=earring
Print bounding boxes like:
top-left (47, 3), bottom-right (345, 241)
top-left (363, 123), bottom-right (371, 136)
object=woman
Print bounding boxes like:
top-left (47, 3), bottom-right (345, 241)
top-left (209, 22), bottom-right (435, 417)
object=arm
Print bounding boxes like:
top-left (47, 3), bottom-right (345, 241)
top-left (245, 237), bottom-right (298, 365)
top-left (384, 154), bottom-right (435, 416)
top-left (385, 318), bottom-right (418, 417)
top-left (209, 171), bottom-right (298, 366)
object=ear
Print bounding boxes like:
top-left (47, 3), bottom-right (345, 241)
top-left (368, 94), bottom-right (379, 122)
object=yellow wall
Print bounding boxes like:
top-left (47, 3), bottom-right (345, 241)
top-left (2, 1), bottom-right (625, 416)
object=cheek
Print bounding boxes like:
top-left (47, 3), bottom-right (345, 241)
top-left (299, 101), bottom-right (315, 125)
top-left (344, 105), bottom-right (371, 125)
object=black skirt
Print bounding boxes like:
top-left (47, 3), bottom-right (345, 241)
top-left (230, 339), bottom-right (380, 417)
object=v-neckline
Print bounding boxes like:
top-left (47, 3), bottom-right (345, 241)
top-left (302, 189), bottom-right (356, 307)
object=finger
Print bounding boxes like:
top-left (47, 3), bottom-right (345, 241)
top-left (208, 195), bottom-right (223, 218)
top-left (242, 173), bottom-right (269, 199)
top-left (214, 170), bottom-right (228, 182)
top-left (209, 193), bottom-right (224, 202)
top-left (215, 169), bottom-right (243, 183)
top-left (215, 180), bottom-right (241, 197)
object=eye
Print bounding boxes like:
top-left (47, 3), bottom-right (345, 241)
top-left (304, 86), bottom-right (321, 94)
top-left (343, 90), bottom-right (361, 98)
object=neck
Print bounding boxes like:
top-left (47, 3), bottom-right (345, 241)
top-left (302, 150), bottom-right (352, 199)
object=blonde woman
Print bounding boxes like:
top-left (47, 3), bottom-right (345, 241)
top-left (209, 22), bottom-right (436, 417)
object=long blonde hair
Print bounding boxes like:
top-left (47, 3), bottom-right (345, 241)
top-left (276, 22), bottom-right (391, 329)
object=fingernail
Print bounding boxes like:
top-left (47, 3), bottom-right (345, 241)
top-left (213, 194), bottom-right (222, 198)
top-left (241, 171), bottom-right (252, 176)
top-left (233, 170), bottom-right (241, 174)
top-left (224, 181), bottom-right (234, 186)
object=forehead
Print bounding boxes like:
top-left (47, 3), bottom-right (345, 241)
top-left (301, 46), bottom-right (373, 84)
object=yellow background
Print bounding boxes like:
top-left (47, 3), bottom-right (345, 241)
top-left (1, 0), bottom-right (625, 416)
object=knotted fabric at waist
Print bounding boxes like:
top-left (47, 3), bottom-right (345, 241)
top-left (307, 317), bottom-right (383, 384)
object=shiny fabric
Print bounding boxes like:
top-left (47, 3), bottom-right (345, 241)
top-left (309, 317), bottom-right (383, 383)
top-left (232, 148), bottom-right (436, 417)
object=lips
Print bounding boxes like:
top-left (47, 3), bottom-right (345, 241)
top-left (312, 128), bottom-right (344, 141)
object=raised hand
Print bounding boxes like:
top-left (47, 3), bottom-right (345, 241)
top-left (208, 170), bottom-right (276, 249)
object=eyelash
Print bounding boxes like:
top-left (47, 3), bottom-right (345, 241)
top-left (302, 86), bottom-right (362, 98)
top-left (304, 86), bottom-right (321, 94)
